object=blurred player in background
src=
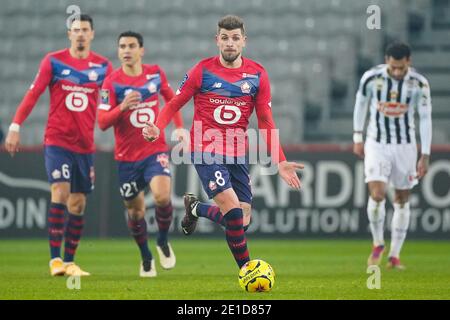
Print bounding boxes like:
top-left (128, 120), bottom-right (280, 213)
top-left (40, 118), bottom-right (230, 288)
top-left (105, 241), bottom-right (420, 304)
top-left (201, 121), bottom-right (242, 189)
top-left (142, 15), bottom-right (303, 270)
top-left (4, 14), bottom-right (113, 276)
top-left (98, 31), bottom-right (184, 277)
top-left (353, 42), bottom-right (432, 269)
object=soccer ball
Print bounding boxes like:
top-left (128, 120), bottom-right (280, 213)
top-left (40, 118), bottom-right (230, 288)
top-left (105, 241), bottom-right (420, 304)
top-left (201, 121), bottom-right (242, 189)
top-left (238, 259), bottom-right (275, 292)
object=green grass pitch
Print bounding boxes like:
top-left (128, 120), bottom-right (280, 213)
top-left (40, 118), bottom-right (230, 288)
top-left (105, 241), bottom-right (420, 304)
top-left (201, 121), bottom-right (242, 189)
top-left (1, 239), bottom-right (449, 300)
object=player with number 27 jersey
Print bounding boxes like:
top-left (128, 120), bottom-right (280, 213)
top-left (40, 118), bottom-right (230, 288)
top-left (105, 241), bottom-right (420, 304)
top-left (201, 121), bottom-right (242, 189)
top-left (98, 64), bottom-right (183, 162)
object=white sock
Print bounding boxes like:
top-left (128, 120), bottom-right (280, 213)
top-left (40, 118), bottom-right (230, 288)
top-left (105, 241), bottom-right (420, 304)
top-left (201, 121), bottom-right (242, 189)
top-left (367, 197), bottom-right (386, 247)
top-left (389, 202), bottom-right (410, 258)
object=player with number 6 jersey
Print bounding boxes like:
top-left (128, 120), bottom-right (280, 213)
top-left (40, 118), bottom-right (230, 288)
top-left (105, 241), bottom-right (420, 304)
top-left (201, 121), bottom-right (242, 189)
top-left (4, 15), bottom-right (113, 277)
top-left (98, 31), bottom-right (183, 277)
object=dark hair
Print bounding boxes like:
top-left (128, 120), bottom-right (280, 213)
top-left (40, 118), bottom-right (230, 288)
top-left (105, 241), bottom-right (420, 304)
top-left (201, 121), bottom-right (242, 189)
top-left (69, 14), bottom-right (94, 30)
top-left (217, 15), bottom-right (245, 35)
top-left (118, 31), bottom-right (144, 47)
top-left (385, 42), bottom-right (411, 60)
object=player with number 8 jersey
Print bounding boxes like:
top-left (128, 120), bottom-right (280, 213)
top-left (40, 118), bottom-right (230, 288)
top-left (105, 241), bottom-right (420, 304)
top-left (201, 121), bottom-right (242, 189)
top-left (142, 15), bottom-right (304, 272)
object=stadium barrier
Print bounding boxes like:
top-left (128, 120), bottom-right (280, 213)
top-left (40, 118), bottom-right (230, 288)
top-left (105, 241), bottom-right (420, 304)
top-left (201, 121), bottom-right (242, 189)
top-left (0, 146), bottom-right (449, 238)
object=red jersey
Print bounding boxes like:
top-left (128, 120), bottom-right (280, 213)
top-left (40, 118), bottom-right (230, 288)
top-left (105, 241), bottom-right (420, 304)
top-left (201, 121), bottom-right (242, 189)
top-left (12, 48), bottom-right (113, 154)
top-left (97, 64), bottom-right (183, 162)
top-left (155, 56), bottom-right (286, 161)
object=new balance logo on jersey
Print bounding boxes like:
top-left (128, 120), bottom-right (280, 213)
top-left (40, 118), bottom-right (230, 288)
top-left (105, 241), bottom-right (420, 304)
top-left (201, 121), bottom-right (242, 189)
top-left (213, 82), bottom-right (222, 88)
top-left (62, 69), bottom-right (71, 76)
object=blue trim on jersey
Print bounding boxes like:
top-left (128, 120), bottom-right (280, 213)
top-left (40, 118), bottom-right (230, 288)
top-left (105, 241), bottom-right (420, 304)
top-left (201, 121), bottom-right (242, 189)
top-left (50, 57), bottom-right (109, 86)
top-left (200, 69), bottom-right (260, 98)
top-left (113, 73), bottom-right (161, 104)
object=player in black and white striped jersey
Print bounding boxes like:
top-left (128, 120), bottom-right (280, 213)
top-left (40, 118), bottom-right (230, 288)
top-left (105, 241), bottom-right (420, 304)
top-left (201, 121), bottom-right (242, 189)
top-left (353, 42), bottom-right (432, 270)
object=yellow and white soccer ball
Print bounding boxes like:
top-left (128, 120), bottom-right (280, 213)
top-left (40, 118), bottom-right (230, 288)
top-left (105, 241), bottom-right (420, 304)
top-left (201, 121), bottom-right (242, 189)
top-left (238, 259), bottom-right (275, 292)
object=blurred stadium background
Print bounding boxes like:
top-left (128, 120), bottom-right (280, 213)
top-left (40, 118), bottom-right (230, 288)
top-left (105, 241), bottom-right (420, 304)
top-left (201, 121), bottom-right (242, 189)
top-left (1, 0), bottom-right (450, 145)
top-left (0, 0), bottom-right (449, 238)
top-left (0, 0), bottom-right (449, 301)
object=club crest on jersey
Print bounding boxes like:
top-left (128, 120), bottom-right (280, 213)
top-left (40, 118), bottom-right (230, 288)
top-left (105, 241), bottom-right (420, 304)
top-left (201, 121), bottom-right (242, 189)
top-left (389, 91), bottom-right (398, 100)
top-left (52, 169), bottom-right (61, 180)
top-left (157, 154), bottom-right (170, 169)
top-left (148, 82), bottom-right (157, 94)
top-left (90, 166), bottom-right (95, 184)
top-left (208, 180), bottom-right (217, 191)
top-left (240, 81), bottom-right (251, 94)
top-left (100, 89), bottom-right (109, 104)
top-left (88, 70), bottom-right (98, 81)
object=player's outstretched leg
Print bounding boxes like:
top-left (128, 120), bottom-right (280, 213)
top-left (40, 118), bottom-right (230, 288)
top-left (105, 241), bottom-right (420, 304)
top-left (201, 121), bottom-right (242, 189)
top-left (182, 193), bottom-right (252, 235)
top-left (181, 193), bottom-right (200, 235)
top-left (155, 202), bottom-right (176, 269)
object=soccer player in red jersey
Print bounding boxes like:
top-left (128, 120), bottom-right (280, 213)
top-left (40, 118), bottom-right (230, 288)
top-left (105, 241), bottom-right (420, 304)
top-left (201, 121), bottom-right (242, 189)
top-left (4, 15), bottom-right (113, 276)
top-left (98, 31), bottom-right (184, 277)
top-left (143, 15), bottom-right (303, 269)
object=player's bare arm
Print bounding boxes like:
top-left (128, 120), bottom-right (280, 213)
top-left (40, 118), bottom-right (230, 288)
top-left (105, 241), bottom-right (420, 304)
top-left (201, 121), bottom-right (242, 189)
top-left (142, 121), bottom-right (160, 142)
top-left (4, 125), bottom-right (21, 157)
top-left (417, 154), bottom-right (430, 179)
top-left (278, 161), bottom-right (304, 190)
top-left (353, 131), bottom-right (364, 159)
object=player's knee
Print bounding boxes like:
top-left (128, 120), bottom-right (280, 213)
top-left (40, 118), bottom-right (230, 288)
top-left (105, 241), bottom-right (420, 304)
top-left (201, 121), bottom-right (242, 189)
top-left (51, 186), bottom-right (70, 204)
top-left (127, 207), bottom-right (145, 220)
top-left (68, 199), bottom-right (86, 215)
top-left (394, 192), bottom-right (409, 204)
top-left (153, 193), bottom-right (171, 207)
top-left (370, 193), bottom-right (385, 203)
top-left (241, 204), bottom-right (252, 226)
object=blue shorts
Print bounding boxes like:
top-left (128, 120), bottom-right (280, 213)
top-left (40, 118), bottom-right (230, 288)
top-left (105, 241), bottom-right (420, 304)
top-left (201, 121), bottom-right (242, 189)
top-left (117, 152), bottom-right (171, 201)
top-left (192, 153), bottom-right (252, 204)
top-left (44, 145), bottom-right (94, 194)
